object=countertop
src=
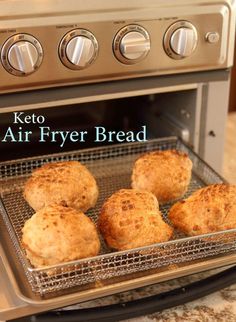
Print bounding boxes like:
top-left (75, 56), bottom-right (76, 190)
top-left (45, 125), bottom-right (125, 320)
top-left (223, 112), bottom-right (236, 184)
top-left (64, 113), bottom-right (236, 322)
top-left (75, 269), bottom-right (236, 322)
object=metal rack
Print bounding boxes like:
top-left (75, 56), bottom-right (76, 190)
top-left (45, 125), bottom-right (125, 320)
top-left (1, 137), bottom-right (235, 296)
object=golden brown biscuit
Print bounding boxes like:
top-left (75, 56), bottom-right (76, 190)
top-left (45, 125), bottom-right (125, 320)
top-left (98, 189), bottom-right (173, 250)
top-left (131, 150), bottom-right (192, 204)
top-left (22, 204), bottom-right (100, 268)
top-left (23, 161), bottom-right (98, 212)
top-left (169, 184), bottom-right (236, 236)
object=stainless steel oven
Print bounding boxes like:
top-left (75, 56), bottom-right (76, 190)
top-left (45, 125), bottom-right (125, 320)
top-left (0, 0), bottom-right (236, 321)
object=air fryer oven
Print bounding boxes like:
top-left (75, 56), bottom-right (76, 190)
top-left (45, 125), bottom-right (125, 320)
top-left (0, 0), bottom-right (236, 321)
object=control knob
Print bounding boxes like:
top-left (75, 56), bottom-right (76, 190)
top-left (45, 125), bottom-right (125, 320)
top-left (113, 25), bottom-right (150, 64)
top-left (59, 29), bottom-right (98, 70)
top-left (164, 21), bottom-right (198, 59)
top-left (1, 34), bottom-right (43, 76)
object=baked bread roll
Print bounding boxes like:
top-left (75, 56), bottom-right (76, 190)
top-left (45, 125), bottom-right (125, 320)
top-left (23, 161), bottom-right (98, 212)
top-left (169, 184), bottom-right (236, 236)
top-left (22, 204), bottom-right (100, 268)
top-left (131, 150), bottom-right (192, 204)
top-left (98, 189), bottom-right (173, 250)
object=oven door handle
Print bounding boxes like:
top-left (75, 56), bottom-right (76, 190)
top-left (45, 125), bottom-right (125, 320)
top-left (11, 265), bottom-right (236, 322)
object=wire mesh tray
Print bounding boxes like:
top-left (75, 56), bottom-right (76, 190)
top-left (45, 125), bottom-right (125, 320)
top-left (0, 137), bottom-right (236, 296)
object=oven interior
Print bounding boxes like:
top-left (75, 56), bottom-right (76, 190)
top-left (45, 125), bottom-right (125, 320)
top-left (0, 89), bottom-right (198, 162)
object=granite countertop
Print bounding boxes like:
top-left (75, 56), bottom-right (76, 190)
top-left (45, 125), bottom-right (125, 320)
top-left (223, 112), bottom-right (236, 185)
top-left (75, 268), bottom-right (236, 322)
top-left (64, 113), bottom-right (236, 321)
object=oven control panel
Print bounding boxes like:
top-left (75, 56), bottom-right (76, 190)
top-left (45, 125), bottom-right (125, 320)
top-left (0, 2), bottom-right (234, 92)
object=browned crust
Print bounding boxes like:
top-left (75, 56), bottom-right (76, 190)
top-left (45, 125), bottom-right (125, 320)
top-left (131, 150), bottom-right (192, 204)
top-left (169, 184), bottom-right (236, 236)
top-left (22, 204), bottom-right (100, 268)
top-left (23, 161), bottom-right (99, 212)
top-left (98, 189), bottom-right (173, 251)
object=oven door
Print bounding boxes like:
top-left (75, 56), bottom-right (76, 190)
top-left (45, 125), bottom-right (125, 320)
top-left (0, 70), bottom-right (234, 321)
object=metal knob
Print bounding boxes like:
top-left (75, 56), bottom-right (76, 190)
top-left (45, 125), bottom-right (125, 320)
top-left (120, 31), bottom-right (150, 60)
top-left (66, 36), bottom-right (95, 67)
top-left (1, 34), bottom-right (43, 76)
top-left (8, 41), bottom-right (39, 74)
top-left (170, 27), bottom-right (197, 57)
top-left (164, 21), bottom-right (198, 60)
top-left (59, 29), bottom-right (98, 70)
top-left (113, 25), bottom-right (150, 64)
